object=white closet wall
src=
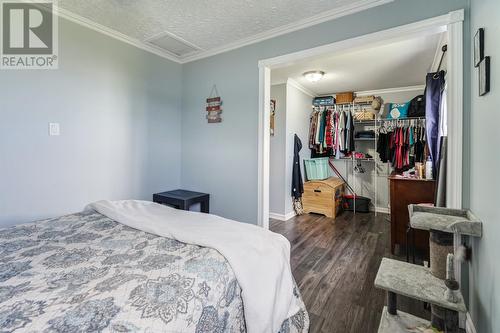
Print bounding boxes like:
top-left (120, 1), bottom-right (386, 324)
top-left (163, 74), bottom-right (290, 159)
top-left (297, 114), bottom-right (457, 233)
top-left (270, 84), bottom-right (287, 216)
top-left (270, 84), bottom-right (424, 217)
top-left (269, 81), bottom-right (313, 219)
top-left (284, 82), bottom-right (314, 217)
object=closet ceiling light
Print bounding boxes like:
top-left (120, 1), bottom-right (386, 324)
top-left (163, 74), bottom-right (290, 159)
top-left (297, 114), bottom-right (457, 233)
top-left (303, 71), bottom-right (325, 82)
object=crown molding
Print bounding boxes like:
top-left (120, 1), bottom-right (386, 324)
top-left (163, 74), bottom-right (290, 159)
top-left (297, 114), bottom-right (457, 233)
top-left (355, 85), bottom-right (426, 96)
top-left (55, 0), bottom-right (394, 64)
top-left (286, 78), bottom-right (318, 97)
top-left (53, 4), bottom-right (463, 67)
top-left (56, 8), bottom-right (182, 63)
top-left (259, 10), bottom-right (462, 69)
top-left (179, 0), bottom-right (394, 63)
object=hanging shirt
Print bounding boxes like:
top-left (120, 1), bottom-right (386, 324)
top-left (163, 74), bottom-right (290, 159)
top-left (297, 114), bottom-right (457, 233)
top-left (334, 111), bottom-right (340, 151)
top-left (439, 82), bottom-right (448, 137)
top-left (338, 111), bottom-right (345, 151)
top-left (347, 111), bottom-right (355, 153)
top-left (325, 110), bottom-right (333, 147)
top-left (291, 134), bottom-right (304, 199)
top-left (318, 111), bottom-right (327, 145)
top-left (345, 111), bottom-right (351, 152)
top-left (309, 111), bottom-right (316, 149)
top-left (315, 112), bottom-right (321, 145)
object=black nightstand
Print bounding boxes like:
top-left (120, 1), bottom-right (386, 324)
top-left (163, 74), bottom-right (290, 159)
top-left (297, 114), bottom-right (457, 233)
top-left (153, 189), bottom-right (210, 213)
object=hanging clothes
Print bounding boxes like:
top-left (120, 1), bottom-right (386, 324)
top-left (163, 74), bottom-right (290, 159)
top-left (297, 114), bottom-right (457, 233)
top-left (435, 81), bottom-right (448, 207)
top-left (376, 120), bottom-right (426, 170)
top-left (318, 111), bottom-right (327, 146)
top-left (377, 132), bottom-right (390, 163)
top-left (439, 82), bottom-right (448, 137)
top-left (347, 110), bottom-right (355, 153)
top-left (334, 110), bottom-right (341, 158)
top-left (315, 111), bottom-right (321, 145)
top-left (291, 134), bottom-right (304, 198)
top-left (425, 70), bottom-right (445, 177)
top-left (292, 134), bottom-right (304, 215)
top-left (325, 110), bottom-right (333, 147)
top-left (307, 106), bottom-right (356, 157)
top-left (435, 136), bottom-right (447, 207)
top-left (343, 110), bottom-right (349, 152)
top-left (414, 125), bottom-right (426, 163)
top-left (308, 111), bottom-right (318, 149)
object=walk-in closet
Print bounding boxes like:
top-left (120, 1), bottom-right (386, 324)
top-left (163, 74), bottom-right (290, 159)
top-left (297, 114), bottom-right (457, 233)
top-left (269, 29), bottom-right (450, 258)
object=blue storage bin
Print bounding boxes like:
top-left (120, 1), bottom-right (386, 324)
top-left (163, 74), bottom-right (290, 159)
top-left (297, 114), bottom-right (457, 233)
top-left (304, 158), bottom-right (331, 180)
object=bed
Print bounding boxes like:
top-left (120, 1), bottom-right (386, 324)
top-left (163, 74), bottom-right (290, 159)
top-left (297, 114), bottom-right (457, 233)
top-left (0, 201), bottom-right (309, 333)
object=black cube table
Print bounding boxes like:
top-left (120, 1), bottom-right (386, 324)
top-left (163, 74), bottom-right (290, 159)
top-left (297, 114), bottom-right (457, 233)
top-left (153, 189), bottom-right (210, 213)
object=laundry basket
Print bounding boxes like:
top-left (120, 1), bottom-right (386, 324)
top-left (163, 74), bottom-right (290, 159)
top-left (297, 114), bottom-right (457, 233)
top-left (304, 158), bottom-right (331, 180)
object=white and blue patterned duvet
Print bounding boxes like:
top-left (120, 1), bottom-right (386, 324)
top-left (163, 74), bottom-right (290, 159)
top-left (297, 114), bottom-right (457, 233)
top-left (0, 211), bottom-right (308, 333)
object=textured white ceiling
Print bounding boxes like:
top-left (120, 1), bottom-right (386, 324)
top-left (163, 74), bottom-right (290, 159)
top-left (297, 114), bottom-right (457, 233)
top-left (271, 32), bottom-right (445, 94)
top-left (58, 0), bottom-right (385, 59)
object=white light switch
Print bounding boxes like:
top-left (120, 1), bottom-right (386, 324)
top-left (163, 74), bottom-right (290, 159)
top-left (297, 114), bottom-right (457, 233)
top-left (49, 123), bottom-right (60, 136)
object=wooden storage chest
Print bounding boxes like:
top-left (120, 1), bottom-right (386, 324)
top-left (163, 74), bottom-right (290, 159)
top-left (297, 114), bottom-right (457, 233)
top-left (303, 177), bottom-right (345, 219)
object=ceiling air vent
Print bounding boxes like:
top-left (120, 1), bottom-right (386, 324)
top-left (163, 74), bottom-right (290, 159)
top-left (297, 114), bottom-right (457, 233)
top-left (146, 31), bottom-right (201, 57)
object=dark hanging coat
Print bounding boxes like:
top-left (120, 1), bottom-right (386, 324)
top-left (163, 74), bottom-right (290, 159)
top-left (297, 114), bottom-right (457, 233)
top-left (291, 134), bottom-right (304, 199)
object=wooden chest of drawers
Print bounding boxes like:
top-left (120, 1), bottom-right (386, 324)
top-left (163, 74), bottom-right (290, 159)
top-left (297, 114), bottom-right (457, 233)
top-left (388, 173), bottom-right (436, 256)
top-left (302, 177), bottom-right (345, 219)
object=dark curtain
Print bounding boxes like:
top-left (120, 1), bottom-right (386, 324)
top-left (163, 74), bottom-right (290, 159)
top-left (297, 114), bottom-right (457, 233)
top-left (425, 70), bottom-right (446, 176)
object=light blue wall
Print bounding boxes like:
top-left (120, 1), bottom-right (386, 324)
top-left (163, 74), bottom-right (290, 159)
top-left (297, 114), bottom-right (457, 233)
top-left (2, 1), bottom-right (497, 330)
top-left (0, 18), bottom-right (182, 226)
top-left (181, 0), bottom-right (469, 224)
top-left (468, 0), bottom-right (500, 331)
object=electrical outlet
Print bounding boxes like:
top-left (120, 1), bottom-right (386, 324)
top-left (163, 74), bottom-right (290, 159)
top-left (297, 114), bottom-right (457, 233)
top-left (49, 123), bottom-right (60, 136)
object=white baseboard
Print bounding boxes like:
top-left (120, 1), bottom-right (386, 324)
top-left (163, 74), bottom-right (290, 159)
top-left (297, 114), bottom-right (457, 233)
top-left (466, 312), bottom-right (477, 333)
top-left (272, 207), bottom-right (388, 219)
top-left (269, 211), bottom-right (296, 221)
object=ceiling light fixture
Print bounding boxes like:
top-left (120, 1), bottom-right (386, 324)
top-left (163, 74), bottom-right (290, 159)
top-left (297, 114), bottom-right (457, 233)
top-left (303, 70), bottom-right (325, 82)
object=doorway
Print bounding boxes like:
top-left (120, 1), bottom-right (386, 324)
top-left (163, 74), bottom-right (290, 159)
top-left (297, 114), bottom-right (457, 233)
top-left (257, 9), bottom-right (464, 230)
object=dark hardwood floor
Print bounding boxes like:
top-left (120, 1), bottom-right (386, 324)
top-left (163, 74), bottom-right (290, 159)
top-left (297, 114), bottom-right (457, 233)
top-left (270, 212), bottom-right (430, 333)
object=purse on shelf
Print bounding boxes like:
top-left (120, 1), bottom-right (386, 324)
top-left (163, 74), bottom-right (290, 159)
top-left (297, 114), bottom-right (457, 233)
top-left (387, 102), bottom-right (410, 119)
top-left (354, 110), bottom-right (376, 121)
top-left (408, 95), bottom-right (426, 117)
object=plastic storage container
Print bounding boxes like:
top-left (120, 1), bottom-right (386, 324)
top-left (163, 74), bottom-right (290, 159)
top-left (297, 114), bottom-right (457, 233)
top-left (304, 158), bottom-right (331, 180)
top-left (343, 194), bottom-right (371, 213)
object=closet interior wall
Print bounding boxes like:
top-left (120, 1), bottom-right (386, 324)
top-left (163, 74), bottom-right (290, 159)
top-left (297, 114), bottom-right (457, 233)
top-left (269, 84), bottom-right (287, 217)
top-left (330, 88), bottom-right (425, 212)
top-left (271, 84), bottom-right (426, 217)
top-left (270, 81), bottom-right (312, 218)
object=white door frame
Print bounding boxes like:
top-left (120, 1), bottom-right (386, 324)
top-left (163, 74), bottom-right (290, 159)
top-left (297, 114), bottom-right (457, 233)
top-left (257, 9), bottom-right (465, 229)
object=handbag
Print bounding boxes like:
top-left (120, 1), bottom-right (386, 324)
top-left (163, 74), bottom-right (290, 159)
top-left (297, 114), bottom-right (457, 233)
top-left (387, 102), bottom-right (410, 119)
top-left (408, 95), bottom-right (426, 117)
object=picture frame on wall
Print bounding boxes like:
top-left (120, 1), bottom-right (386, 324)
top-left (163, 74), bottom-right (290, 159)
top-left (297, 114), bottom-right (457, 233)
top-left (474, 28), bottom-right (484, 67)
top-left (479, 56), bottom-right (490, 96)
top-left (270, 99), bottom-right (276, 136)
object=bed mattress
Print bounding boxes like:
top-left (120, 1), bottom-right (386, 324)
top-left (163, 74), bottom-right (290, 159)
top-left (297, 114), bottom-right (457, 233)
top-left (0, 211), bottom-right (308, 333)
